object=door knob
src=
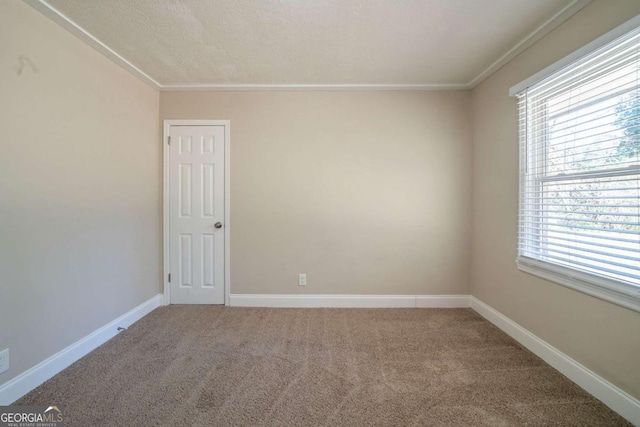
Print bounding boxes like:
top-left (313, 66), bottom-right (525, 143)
top-left (214, 222), bottom-right (223, 229)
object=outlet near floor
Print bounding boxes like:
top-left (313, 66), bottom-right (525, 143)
top-left (298, 273), bottom-right (307, 286)
top-left (0, 348), bottom-right (9, 374)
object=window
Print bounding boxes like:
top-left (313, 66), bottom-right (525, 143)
top-left (513, 20), bottom-right (640, 312)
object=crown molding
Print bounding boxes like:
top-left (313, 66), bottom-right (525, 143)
top-left (159, 83), bottom-right (468, 91)
top-left (25, 0), bottom-right (591, 92)
top-left (468, 0), bottom-right (592, 88)
top-left (24, 0), bottom-right (162, 90)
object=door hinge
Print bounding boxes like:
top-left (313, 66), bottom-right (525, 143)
top-left (167, 136), bottom-right (171, 145)
top-left (168, 273), bottom-right (171, 283)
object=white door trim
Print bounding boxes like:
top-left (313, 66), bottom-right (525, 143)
top-left (163, 120), bottom-right (231, 305)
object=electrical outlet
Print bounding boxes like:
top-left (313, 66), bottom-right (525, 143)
top-left (298, 273), bottom-right (307, 286)
top-left (0, 349), bottom-right (9, 374)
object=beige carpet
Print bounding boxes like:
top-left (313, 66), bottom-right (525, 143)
top-left (17, 306), bottom-right (630, 426)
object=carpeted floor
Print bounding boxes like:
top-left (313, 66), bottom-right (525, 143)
top-left (17, 306), bottom-right (630, 426)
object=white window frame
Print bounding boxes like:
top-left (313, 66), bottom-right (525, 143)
top-left (511, 15), bottom-right (640, 313)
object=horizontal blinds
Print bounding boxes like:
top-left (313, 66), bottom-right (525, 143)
top-left (517, 25), bottom-right (640, 288)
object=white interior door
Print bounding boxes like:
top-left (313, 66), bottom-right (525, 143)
top-left (169, 125), bottom-right (225, 304)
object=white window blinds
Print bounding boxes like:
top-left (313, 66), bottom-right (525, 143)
top-left (516, 24), bottom-right (640, 300)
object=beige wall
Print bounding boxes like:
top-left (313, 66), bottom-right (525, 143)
top-left (0, 1), bottom-right (161, 387)
top-left (161, 90), bottom-right (472, 295)
top-left (470, 0), bottom-right (640, 399)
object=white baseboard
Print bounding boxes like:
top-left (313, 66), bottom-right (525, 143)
top-left (416, 295), bottom-right (471, 308)
top-left (229, 294), bottom-right (471, 308)
top-left (0, 293), bottom-right (164, 405)
top-left (470, 297), bottom-right (640, 426)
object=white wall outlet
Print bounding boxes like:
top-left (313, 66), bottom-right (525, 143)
top-left (298, 273), bottom-right (307, 286)
top-left (0, 348), bottom-right (9, 374)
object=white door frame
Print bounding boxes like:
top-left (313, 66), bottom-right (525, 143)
top-left (163, 119), bottom-right (231, 305)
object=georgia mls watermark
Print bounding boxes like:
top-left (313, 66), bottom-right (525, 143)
top-left (0, 406), bottom-right (64, 427)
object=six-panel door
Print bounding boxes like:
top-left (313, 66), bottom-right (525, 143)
top-left (169, 125), bottom-right (225, 304)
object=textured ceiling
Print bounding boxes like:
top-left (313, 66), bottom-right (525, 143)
top-left (43, 0), bottom-right (577, 87)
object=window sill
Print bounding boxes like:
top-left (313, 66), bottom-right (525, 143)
top-left (516, 256), bottom-right (640, 313)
